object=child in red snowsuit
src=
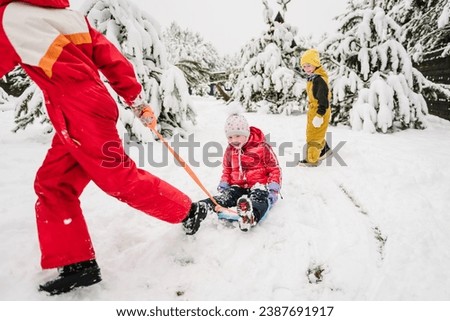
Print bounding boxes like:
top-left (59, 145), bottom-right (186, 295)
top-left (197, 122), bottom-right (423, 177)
top-left (0, 0), bottom-right (206, 295)
top-left (203, 111), bottom-right (282, 231)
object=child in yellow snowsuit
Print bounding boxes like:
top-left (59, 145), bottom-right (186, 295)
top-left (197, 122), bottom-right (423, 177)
top-left (299, 49), bottom-right (332, 166)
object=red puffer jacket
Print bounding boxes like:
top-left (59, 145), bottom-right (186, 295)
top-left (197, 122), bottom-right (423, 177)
top-left (221, 126), bottom-right (282, 188)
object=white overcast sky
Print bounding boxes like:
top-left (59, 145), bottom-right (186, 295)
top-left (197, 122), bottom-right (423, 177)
top-left (70, 0), bottom-right (349, 55)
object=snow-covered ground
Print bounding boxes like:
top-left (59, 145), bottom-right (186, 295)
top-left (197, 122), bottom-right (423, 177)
top-left (1, 96), bottom-right (450, 304)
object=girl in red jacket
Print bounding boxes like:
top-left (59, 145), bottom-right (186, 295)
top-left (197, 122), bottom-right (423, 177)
top-left (204, 111), bottom-right (282, 231)
top-left (0, 0), bottom-right (207, 295)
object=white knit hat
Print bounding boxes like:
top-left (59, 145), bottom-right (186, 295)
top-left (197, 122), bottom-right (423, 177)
top-left (224, 113), bottom-right (250, 137)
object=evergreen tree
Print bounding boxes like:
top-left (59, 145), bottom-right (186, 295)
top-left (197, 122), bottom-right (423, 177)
top-left (320, 0), bottom-right (450, 133)
top-left (163, 22), bottom-right (224, 95)
top-left (13, 83), bottom-right (52, 133)
top-left (232, 0), bottom-right (306, 114)
top-left (0, 66), bottom-right (29, 98)
top-left (173, 59), bottom-right (211, 95)
top-left (0, 66), bottom-right (51, 132)
top-left (83, 0), bottom-right (195, 139)
top-left (6, 0), bottom-right (195, 140)
top-left (164, 22), bottom-right (222, 70)
top-left (382, 0), bottom-right (450, 60)
top-left (207, 53), bottom-right (240, 102)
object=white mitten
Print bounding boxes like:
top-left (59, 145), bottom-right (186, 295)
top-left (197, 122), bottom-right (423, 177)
top-left (312, 115), bottom-right (324, 128)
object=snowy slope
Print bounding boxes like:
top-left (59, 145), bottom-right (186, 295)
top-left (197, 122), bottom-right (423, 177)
top-left (1, 96), bottom-right (450, 301)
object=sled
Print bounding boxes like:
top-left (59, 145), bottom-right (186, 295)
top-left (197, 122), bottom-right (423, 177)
top-left (216, 202), bottom-right (272, 223)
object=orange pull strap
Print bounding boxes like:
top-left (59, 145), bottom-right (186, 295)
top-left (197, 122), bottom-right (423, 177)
top-left (141, 107), bottom-right (157, 130)
top-left (149, 126), bottom-right (222, 209)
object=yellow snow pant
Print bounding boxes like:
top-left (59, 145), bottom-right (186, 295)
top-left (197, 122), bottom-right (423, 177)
top-left (306, 107), bottom-right (331, 163)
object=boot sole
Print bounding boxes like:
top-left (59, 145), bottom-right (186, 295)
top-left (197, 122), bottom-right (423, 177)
top-left (237, 198), bottom-right (254, 232)
top-left (183, 204), bottom-right (208, 235)
top-left (319, 149), bottom-right (333, 161)
top-left (39, 268), bottom-right (102, 295)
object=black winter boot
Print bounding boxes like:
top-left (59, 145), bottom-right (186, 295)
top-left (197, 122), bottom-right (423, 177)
top-left (237, 196), bottom-right (256, 232)
top-left (319, 142), bottom-right (332, 160)
top-left (39, 259), bottom-right (101, 295)
top-left (182, 202), bottom-right (209, 235)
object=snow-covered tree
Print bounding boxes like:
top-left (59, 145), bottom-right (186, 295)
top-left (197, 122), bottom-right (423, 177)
top-left (13, 83), bottom-right (52, 133)
top-left (222, 53), bottom-right (241, 72)
top-left (0, 87), bottom-right (7, 106)
top-left (320, 0), bottom-right (450, 133)
top-left (0, 66), bottom-right (28, 98)
top-left (6, 0), bottom-right (194, 140)
top-left (82, 0), bottom-right (195, 139)
top-left (163, 22), bottom-right (224, 95)
top-left (0, 66), bottom-right (51, 132)
top-left (232, 0), bottom-right (306, 114)
top-left (172, 59), bottom-right (211, 95)
top-left (164, 22), bottom-right (223, 70)
top-left (381, 0), bottom-right (450, 60)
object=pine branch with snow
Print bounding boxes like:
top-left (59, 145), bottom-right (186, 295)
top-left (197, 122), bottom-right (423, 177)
top-left (83, 0), bottom-right (195, 140)
top-left (232, 0), bottom-right (306, 115)
top-left (319, 3), bottom-right (447, 133)
top-left (2, 66), bottom-right (51, 132)
top-left (0, 66), bottom-right (30, 98)
top-left (162, 22), bottom-right (225, 96)
top-left (0, 87), bottom-right (8, 106)
top-left (2, 0), bottom-right (195, 140)
top-left (12, 83), bottom-right (51, 133)
top-left (0, 66), bottom-right (51, 132)
top-left (384, 0), bottom-right (450, 61)
top-left (173, 59), bottom-right (211, 95)
top-left (163, 22), bottom-right (224, 71)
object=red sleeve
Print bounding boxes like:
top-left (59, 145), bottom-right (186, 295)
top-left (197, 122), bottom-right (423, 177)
top-left (220, 147), bottom-right (232, 183)
top-left (88, 22), bottom-right (142, 105)
top-left (264, 143), bottom-right (282, 185)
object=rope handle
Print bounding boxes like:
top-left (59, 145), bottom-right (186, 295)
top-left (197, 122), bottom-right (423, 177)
top-left (141, 107), bottom-right (237, 214)
top-left (149, 125), bottom-right (231, 210)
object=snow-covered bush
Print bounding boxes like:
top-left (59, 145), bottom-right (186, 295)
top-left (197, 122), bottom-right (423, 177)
top-left (320, 3), bottom-right (437, 133)
top-left (163, 22), bottom-right (226, 96)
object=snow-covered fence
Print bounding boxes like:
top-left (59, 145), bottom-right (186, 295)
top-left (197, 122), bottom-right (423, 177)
top-left (416, 48), bottom-right (450, 121)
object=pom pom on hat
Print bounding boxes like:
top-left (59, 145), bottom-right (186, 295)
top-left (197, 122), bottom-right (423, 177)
top-left (226, 101), bottom-right (245, 115)
top-left (224, 102), bottom-right (250, 137)
top-left (300, 49), bottom-right (321, 67)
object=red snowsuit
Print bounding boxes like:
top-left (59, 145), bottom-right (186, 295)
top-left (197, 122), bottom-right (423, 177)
top-left (0, 0), bottom-right (191, 269)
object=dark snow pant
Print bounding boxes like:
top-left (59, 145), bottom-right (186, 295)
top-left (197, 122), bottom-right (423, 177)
top-left (203, 186), bottom-right (270, 222)
top-left (34, 83), bottom-right (192, 269)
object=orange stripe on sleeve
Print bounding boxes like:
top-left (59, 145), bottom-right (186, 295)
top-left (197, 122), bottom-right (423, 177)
top-left (65, 32), bottom-right (92, 45)
top-left (38, 32), bottom-right (92, 78)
